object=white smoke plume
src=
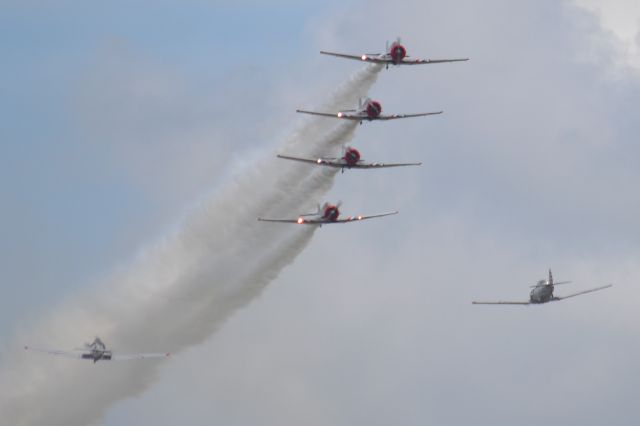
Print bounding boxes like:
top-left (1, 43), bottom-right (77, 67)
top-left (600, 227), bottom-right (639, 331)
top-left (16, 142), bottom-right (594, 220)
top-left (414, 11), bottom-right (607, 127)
top-left (0, 63), bottom-right (382, 426)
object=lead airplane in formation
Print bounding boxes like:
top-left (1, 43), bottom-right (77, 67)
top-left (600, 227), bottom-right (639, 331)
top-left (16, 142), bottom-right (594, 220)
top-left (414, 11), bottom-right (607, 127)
top-left (472, 269), bottom-right (612, 305)
top-left (277, 146), bottom-right (421, 172)
top-left (258, 202), bottom-right (397, 226)
top-left (320, 37), bottom-right (469, 69)
top-left (297, 97), bottom-right (441, 124)
top-left (24, 337), bottom-right (170, 363)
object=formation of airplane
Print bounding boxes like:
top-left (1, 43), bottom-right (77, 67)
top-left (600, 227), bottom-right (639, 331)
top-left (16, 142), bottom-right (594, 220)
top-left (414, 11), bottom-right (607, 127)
top-left (297, 97), bottom-right (442, 124)
top-left (321, 38), bottom-right (469, 69)
top-left (277, 146), bottom-right (422, 172)
top-left (472, 270), bottom-right (613, 305)
top-left (258, 202), bottom-right (397, 226)
top-left (24, 337), bottom-right (170, 363)
top-left (21, 39), bottom-right (616, 375)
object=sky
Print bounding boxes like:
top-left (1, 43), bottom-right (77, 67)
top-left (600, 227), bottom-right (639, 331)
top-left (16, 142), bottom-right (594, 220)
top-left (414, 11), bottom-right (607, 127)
top-left (1, 0), bottom-right (639, 425)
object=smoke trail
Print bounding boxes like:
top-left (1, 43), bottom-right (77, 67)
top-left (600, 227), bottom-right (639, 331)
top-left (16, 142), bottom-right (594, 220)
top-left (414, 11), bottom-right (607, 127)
top-left (0, 63), bottom-right (382, 426)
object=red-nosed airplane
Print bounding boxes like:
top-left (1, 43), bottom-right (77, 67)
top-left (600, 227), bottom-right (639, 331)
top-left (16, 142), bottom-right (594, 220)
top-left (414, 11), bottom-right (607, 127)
top-left (320, 37), bottom-right (469, 69)
top-left (258, 202), bottom-right (397, 226)
top-left (296, 98), bottom-right (442, 124)
top-left (277, 146), bottom-right (422, 172)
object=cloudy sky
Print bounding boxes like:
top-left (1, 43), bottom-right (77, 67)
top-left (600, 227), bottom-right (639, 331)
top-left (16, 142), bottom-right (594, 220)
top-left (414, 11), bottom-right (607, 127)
top-left (1, 0), bottom-right (639, 425)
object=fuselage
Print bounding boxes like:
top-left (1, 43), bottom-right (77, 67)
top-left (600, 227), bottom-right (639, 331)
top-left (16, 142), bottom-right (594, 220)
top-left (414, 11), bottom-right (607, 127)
top-left (81, 349), bottom-right (112, 363)
top-left (388, 42), bottom-right (407, 64)
top-left (529, 282), bottom-right (554, 304)
top-left (322, 205), bottom-right (340, 222)
top-left (350, 100), bottom-right (383, 119)
top-left (83, 338), bottom-right (111, 362)
top-left (343, 147), bottom-right (361, 166)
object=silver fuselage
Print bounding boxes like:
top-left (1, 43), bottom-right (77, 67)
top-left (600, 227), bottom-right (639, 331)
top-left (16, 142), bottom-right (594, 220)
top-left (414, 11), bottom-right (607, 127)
top-left (82, 338), bottom-right (112, 362)
top-left (529, 281), bottom-right (555, 304)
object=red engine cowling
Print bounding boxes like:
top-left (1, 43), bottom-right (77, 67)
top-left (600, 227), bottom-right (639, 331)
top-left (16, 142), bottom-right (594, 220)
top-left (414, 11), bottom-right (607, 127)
top-left (343, 147), bottom-right (361, 166)
top-left (366, 100), bottom-right (382, 118)
top-left (389, 43), bottom-right (407, 63)
top-left (323, 205), bottom-right (340, 221)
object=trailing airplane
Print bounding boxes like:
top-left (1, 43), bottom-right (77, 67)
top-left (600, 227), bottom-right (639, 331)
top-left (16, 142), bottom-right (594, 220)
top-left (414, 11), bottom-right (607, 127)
top-left (472, 269), bottom-right (612, 305)
top-left (24, 337), bottom-right (170, 363)
top-left (320, 37), bottom-right (469, 69)
top-left (258, 201), bottom-right (397, 226)
top-left (296, 97), bottom-right (442, 124)
top-left (277, 146), bottom-right (422, 172)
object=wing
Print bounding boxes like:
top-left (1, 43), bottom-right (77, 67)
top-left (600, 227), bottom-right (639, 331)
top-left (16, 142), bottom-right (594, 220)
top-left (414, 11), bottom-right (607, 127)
top-left (401, 57), bottom-right (469, 65)
top-left (554, 284), bottom-right (612, 301)
top-left (296, 110), bottom-right (366, 121)
top-left (24, 346), bottom-right (84, 359)
top-left (259, 212), bottom-right (397, 225)
top-left (258, 218), bottom-right (300, 224)
top-left (320, 51), bottom-right (385, 63)
top-left (276, 155), bottom-right (340, 167)
top-left (111, 352), bottom-right (171, 361)
top-left (350, 161), bottom-right (422, 169)
top-left (277, 155), bottom-right (420, 169)
top-left (376, 111), bottom-right (443, 120)
top-left (471, 301), bottom-right (530, 305)
top-left (258, 217), bottom-right (327, 225)
top-left (333, 211), bottom-right (399, 223)
top-left (296, 109), bottom-right (341, 118)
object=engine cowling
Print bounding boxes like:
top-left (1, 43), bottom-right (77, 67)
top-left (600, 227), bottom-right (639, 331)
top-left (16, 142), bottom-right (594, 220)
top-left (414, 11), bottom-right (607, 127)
top-left (389, 43), bottom-right (407, 63)
top-left (365, 100), bottom-right (382, 118)
top-left (343, 147), bottom-right (361, 166)
top-left (323, 205), bottom-right (340, 221)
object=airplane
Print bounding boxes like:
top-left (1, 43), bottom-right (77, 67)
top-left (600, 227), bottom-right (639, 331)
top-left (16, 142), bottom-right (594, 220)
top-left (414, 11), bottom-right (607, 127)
top-left (24, 337), bottom-right (171, 363)
top-left (320, 37), bottom-right (469, 69)
top-left (472, 269), bottom-right (612, 305)
top-left (296, 97), bottom-right (442, 124)
top-left (258, 201), bottom-right (397, 226)
top-left (277, 146), bottom-right (422, 173)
